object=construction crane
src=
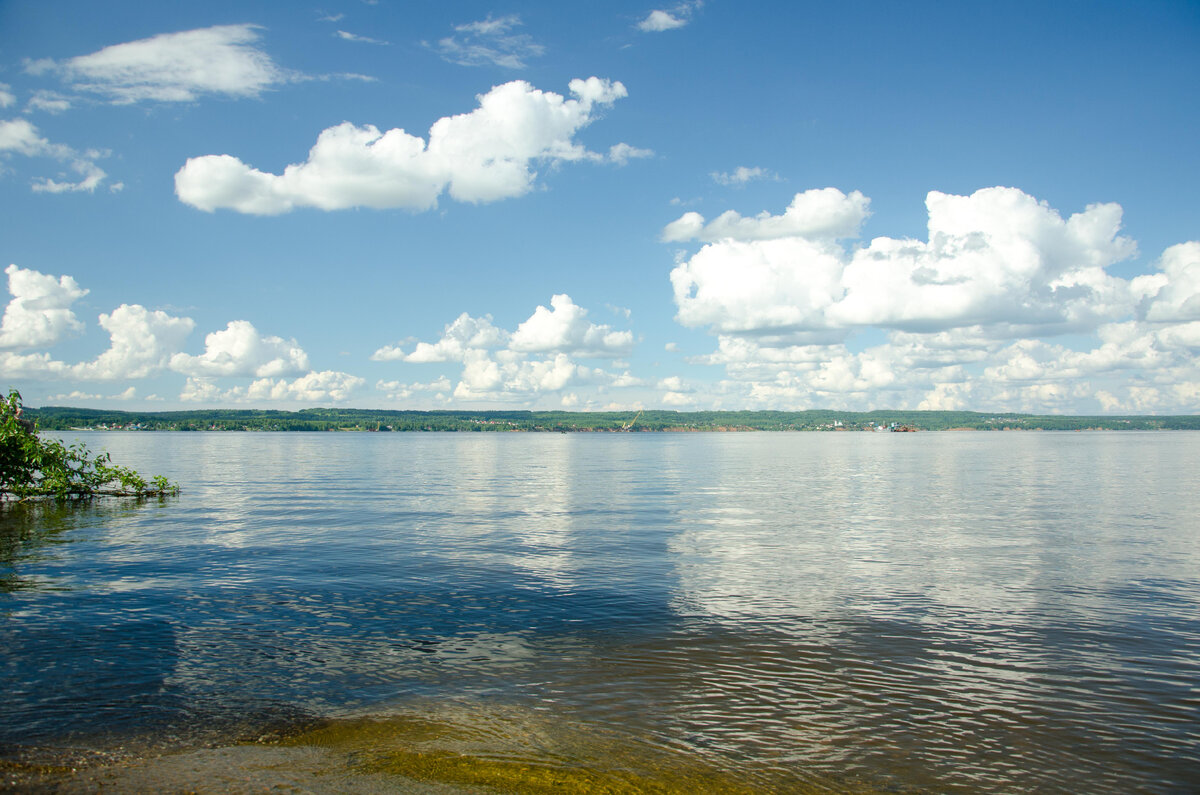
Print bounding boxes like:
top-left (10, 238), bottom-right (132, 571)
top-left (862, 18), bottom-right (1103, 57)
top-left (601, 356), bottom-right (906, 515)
top-left (621, 410), bottom-right (643, 431)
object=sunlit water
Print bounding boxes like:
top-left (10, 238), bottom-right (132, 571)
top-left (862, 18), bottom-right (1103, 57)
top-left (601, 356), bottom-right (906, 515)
top-left (2, 431), bottom-right (1199, 792)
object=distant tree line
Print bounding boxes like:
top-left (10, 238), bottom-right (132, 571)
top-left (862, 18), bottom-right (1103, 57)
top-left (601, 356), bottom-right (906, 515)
top-left (21, 404), bottom-right (1200, 433)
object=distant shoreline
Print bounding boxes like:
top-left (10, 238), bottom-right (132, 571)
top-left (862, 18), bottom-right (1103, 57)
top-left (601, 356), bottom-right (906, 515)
top-left (26, 406), bottom-right (1200, 433)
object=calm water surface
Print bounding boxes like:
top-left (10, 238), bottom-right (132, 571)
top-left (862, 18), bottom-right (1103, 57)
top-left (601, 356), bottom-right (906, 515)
top-left (2, 431), bottom-right (1198, 792)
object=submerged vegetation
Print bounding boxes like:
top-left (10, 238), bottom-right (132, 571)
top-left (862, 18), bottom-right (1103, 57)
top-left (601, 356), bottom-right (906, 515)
top-left (276, 714), bottom-right (776, 794)
top-left (1, 390), bottom-right (177, 501)
top-left (20, 404), bottom-right (1200, 433)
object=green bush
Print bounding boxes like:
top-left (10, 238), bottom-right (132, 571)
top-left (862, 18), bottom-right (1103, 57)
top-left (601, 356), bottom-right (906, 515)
top-left (1, 389), bottom-right (178, 501)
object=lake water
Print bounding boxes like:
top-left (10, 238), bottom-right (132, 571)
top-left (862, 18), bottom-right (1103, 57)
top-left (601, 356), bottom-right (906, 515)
top-left (2, 431), bottom-right (1198, 793)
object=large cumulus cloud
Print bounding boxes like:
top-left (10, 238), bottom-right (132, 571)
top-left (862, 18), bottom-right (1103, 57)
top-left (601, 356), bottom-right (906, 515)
top-left (670, 186), bottom-right (1139, 339)
top-left (75, 305), bottom-right (195, 380)
top-left (170, 320), bottom-right (309, 378)
top-left (667, 187), bottom-right (1200, 413)
top-left (175, 77), bottom-right (640, 214)
top-left (0, 264), bottom-right (88, 350)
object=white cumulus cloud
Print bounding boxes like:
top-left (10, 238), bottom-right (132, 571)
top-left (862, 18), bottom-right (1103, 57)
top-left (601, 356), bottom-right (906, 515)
top-left (670, 187), bottom-right (1138, 338)
top-left (672, 235), bottom-right (849, 337)
top-left (510, 294), bottom-right (633, 357)
top-left (169, 320), bottom-right (310, 377)
top-left (377, 376), bottom-right (453, 401)
top-left (246, 371), bottom-right (365, 402)
top-left (175, 77), bottom-right (632, 214)
top-left (0, 118), bottom-right (71, 158)
top-left (0, 265), bottom-right (368, 401)
top-left (0, 264), bottom-right (88, 350)
top-left (662, 187), bottom-right (870, 243)
top-left (637, 2), bottom-right (702, 32)
top-left (665, 186), bottom-right (1200, 414)
top-left (0, 351), bottom-right (73, 380)
top-left (451, 352), bottom-right (611, 402)
top-left (74, 304), bottom-right (195, 380)
top-left (638, 10), bottom-right (687, 32)
top-left (372, 312), bottom-right (508, 363)
top-left (374, 294), bottom-right (637, 404)
top-left (1136, 242), bottom-right (1200, 322)
top-left (828, 188), bottom-right (1137, 333)
top-left (5, 299), bottom-right (198, 383)
top-left (181, 371), bottom-right (365, 404)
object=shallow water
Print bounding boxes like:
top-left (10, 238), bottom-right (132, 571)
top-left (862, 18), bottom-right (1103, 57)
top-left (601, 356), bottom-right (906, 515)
top-left (2, 431), bottom-right (1199, 792)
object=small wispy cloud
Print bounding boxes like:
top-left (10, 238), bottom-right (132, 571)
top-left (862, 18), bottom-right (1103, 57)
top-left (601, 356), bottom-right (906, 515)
top-left (608, 142), bottom-right (654, 165)
top-left (434, 15), bottom-right (544, 69)
top-left (637, 2), bottom-right (702, 32)
top-left (317, 12), bottom-right (345, 23)
top-left (711, 166), bottom-right (779, 186)
top-left (0, 118), bottom-right (112, 193)
top-left (638, 10), bottom-right (686, 32)
top-left (27, 90), bottom-right (72, 114)
top-left (336, 30), bottom-right (390, 45)
top-left (324, 72), bottom-right (377, 83)
top-left (31, 159), bottom-right (109, 194)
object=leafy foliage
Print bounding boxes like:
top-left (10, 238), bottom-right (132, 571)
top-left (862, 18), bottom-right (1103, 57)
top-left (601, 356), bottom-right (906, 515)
top-left (1, 389), bottom-right (178, 501)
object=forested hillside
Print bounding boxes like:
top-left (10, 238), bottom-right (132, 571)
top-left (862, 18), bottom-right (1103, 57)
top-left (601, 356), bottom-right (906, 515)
top-left (24, 406), bottom-right (1200, 432)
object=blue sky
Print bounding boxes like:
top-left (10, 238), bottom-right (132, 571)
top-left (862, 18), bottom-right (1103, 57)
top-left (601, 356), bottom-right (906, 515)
top-left (1, 1), bottom-right (1198, 413)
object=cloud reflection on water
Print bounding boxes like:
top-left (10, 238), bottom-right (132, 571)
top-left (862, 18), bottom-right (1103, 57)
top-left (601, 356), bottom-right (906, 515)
top-left (6, 431), bottom-right (1198, 792)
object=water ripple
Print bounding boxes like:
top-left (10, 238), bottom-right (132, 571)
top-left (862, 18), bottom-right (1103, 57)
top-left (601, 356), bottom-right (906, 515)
top-left (3, 431), bottom-right (1199, 792)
